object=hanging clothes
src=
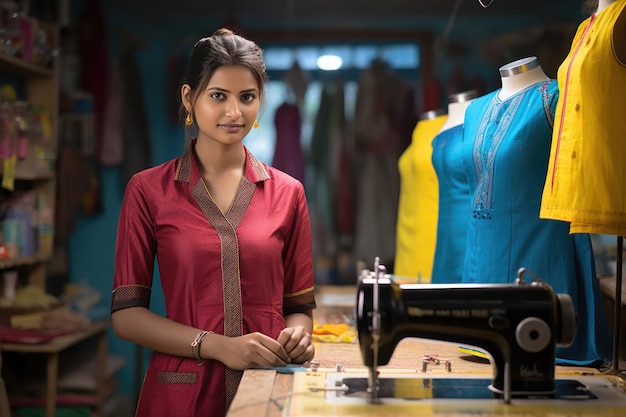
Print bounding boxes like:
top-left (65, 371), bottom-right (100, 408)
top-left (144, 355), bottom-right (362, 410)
top-left (540, 0), bottom-right (626, 235)
top-left (272, 102), bottom-right (305, 184)
top-left (77, 0), bottom-right (109, 161)
top-left (54, 143), bottom-right (89, 238)
top-left (394, 113), bottom-right (447, 279)
top-left (309, 82), bottom-right (345, 260)
top-left (120, 44), bottom-right (152, 186)
top-left (423, 77), bottom-right (443, 113)
top-left (100, 64), bottom-right (124, 166)
top-left (335, 139), bottom-right (355, 238)
top-left (353, 60), bottom-right (416, 267)
top-left (461, 80), bottom-right (612, 366)
top-left (283, 61), bottom-right (309, 110)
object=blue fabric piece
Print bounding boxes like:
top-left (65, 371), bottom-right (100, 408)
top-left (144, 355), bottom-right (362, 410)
top-left (460, 80), bottom-right (612, 366)
top-left (252, 364), bottom-right (308, 373)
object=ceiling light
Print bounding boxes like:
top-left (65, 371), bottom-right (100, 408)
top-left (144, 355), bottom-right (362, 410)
top-left (316, 55), bottom-right (343, 71)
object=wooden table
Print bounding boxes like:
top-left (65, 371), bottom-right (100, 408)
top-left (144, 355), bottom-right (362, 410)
top-left (0, 320), bottom-right (112, 417)
top-left (227, 339), bottom-right (625, 417)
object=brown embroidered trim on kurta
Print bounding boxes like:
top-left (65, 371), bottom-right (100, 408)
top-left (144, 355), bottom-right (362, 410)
top-left (247, 152), bottom-right (271, 182)
top-left (179, 143), bottom-right (270, 408)
top-left (174, 146), bottom-right (193, 182)
top-left (158, 371), bottom-right (198, 385)
top-left (192, 174), bottom-right (256, 410)
top-left (111, 285), bottom-right (151, 313)
top-left (283, 287), bottom-right (316, 314)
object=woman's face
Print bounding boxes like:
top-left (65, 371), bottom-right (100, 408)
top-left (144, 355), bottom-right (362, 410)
top-left (184, 65), bottom-right (260, 146)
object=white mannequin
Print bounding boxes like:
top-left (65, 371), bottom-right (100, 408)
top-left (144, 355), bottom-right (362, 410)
top-left (498, 56), bottom-right (550, 101)
top-left (420, 108), bottom-right (446, 121)
top-left (598, 0), bottom-right (613, 13)
top-left (438, 90), bottom-right (478, 133)
top-left (597, 0), bottom-right (626, 63)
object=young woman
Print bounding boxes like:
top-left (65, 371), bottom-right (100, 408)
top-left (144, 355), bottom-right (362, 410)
top-left (111, 28), bottom-right (316, 417)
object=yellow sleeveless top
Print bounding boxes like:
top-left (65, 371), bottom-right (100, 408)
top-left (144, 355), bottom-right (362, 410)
top-left (394, 114), bottom-right (447, 279)
top-left (540, 0), bottom-right (626, 235)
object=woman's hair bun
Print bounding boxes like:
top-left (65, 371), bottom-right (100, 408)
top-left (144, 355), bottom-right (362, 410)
top-left (212, 28), bottom-right (235, 37)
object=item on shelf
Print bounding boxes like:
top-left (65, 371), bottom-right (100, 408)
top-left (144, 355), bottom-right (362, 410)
top-left (13, 100), bottom-right (30, 160)
top-left (37, 204), bottom-right (53, 255)
top-left (12, 284), bottom-right (58, 309)
top-left (10, 305), bottom-right (90, 330)
top-left (0, 325), bottom-right (74, 343)
top-left (2, 216), bottom-right (21, 259)
top-left (3, 191), bottom-right (37, 257)
top-left (0, 269), bottom-right (17, 307)
top-left (0, 0), bottom-right (23, 58)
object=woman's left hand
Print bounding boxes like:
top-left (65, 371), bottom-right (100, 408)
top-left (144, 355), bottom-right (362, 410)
top-left (277, 326), bottom-right (315, 364)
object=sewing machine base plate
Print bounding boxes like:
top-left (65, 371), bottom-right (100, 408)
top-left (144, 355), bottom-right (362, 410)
top-left (340, 377), bottom-right (596, 400)
top-left (281, 371), bottom-right (626, 416)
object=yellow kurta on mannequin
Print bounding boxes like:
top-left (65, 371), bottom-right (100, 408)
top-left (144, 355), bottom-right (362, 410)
top-left (540, 0), bottom-right (626, 235)
top-left (394, 113), bottom-right (447, 279)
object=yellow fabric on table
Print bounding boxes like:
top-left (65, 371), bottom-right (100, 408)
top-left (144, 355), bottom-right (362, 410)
top-left (312, 321), bottom-right (356, 343)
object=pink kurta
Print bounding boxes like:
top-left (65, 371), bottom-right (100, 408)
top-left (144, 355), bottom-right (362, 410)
top-left (111, 141), bottom-right (316, 417)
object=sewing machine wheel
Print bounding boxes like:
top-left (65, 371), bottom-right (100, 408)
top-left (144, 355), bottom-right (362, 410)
top-left (556, 293), bottom-right (577, 347)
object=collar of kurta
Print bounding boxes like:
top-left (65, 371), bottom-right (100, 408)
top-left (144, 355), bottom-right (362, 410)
top-left (173, 138), bottom-right (271, 184)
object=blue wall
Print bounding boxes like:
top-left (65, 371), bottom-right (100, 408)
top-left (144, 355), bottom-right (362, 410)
top-left (67, 0), bottom-right (582, 398)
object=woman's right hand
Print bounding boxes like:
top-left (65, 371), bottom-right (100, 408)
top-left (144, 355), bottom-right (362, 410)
top-left (209, 332), bottom-right (290, 370)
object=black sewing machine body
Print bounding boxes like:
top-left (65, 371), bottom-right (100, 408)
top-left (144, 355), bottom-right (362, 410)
top-left (356, 270), bottom-right (577, 398)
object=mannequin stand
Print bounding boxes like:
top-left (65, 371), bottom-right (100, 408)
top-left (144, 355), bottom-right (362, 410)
top-left (610, 235), bottom-right (624, 374)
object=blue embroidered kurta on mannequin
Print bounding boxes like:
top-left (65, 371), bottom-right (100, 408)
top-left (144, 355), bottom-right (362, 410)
top-left (460, 80), bottom-right (612, 366)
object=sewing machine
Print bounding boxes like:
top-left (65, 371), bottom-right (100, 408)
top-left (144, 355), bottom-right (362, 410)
top-left (225, 259), bottom-right (626, 417)
top-left (356, 258), bottom-right (579, 404)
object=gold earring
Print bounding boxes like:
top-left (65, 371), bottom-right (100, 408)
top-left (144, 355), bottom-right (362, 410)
top-left (185, 112), bottom-right (193, 126)
top-left (253, 119), bottom-right (259, 129)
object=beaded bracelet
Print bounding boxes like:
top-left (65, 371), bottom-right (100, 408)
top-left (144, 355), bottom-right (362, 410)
top-left (191, 330), bottom-right (212, 365)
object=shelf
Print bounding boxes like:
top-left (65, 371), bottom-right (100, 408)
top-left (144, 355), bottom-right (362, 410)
top-left (0, 320), bottom-right (110, 353)
top-left (8, 378), bottom-right (118, 407)
top-left (12, 171), bottom-right (55, 181)
top-left (0, 21), bottom-right (59, 290)
top-left (59, 113), bottom-right (93, 121)
top-left (0, 53), bottom-right (54, 78)
top-left (0, 17), bottom-right (97, 417)
top-left (0, 252), bottom-right (52, 270)
top-left (1, 320), bottom-right (113, 417)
